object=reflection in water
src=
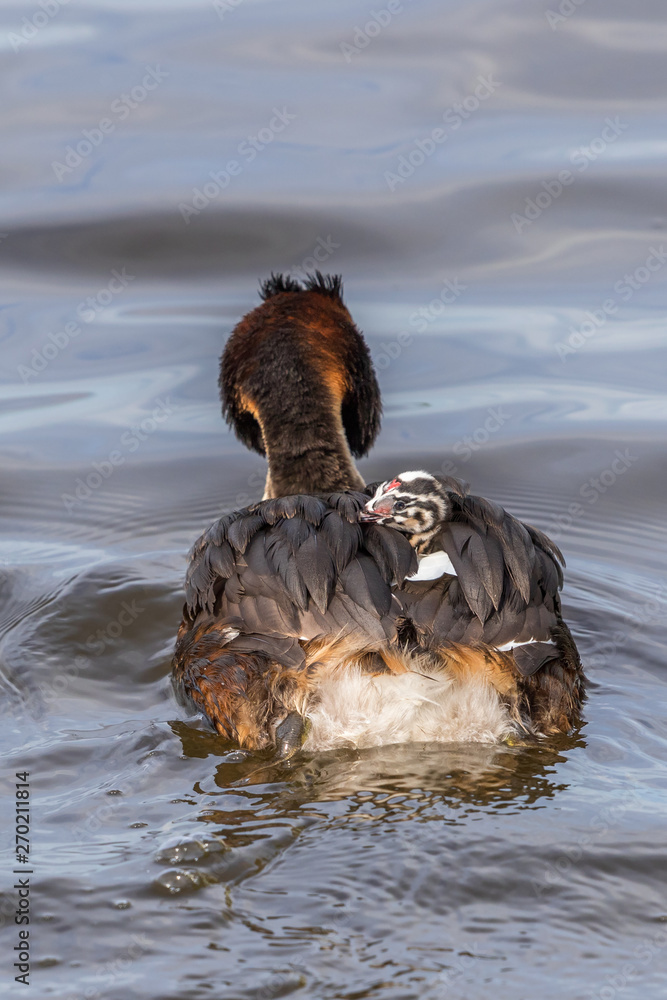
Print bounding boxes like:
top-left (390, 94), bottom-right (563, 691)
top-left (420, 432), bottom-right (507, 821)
top-left (155, 721), bottom-right (581, 932)
top-left (172, 719), bottom-right (580, 809)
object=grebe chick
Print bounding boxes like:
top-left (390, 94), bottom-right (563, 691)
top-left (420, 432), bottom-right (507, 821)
top-left (362, 470), bottom-right (455, 551)
top-left (362, 471), bottom-right (585, 730)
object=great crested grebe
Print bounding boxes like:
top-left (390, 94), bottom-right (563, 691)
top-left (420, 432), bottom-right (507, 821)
top-left (218, 272), bottom-right (380, 497)
top-left (172, 274), bottom-right (584, 753)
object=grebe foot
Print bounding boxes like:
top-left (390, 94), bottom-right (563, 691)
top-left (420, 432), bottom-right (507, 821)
top-left (274, 711), bottom-right (309, 759)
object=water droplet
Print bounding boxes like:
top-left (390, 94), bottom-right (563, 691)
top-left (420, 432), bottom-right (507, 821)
top-left (154, 834), bottom-right (227, 865)
top-left (153, 868), bottom-right (211, 895)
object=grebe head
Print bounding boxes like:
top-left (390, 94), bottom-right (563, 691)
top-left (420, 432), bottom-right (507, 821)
top-left (219, 272), bottom-right (382, 498)
top-left (361, 471), bottom-right (454, 548)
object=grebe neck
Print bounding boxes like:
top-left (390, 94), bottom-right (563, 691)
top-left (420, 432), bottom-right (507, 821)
top-left (259, 404), bottom-right (365, 498)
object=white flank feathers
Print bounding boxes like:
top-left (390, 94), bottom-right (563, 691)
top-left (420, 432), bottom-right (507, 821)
top-left (303, 667), bottom-right (515, 752)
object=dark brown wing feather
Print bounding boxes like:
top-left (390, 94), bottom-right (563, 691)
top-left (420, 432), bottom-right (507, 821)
top-left (174, 484), bottom-right (583, 741)
top-left (182, 491), bottom-right (416, 667)
top-left (396, 492), bottom-right (568, 674)
top-left (185, 488), bottom-right (565, 666)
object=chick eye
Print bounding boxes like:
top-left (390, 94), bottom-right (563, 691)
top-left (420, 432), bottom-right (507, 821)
top-left (393, 500), bottom-right (407, 512)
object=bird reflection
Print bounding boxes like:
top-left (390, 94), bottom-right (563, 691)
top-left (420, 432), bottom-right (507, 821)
top-left (170, 718), bottom-right (583, 812)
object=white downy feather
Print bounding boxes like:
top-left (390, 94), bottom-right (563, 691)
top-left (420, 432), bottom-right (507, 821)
top-left (303, 666), bottom-right (515, 752)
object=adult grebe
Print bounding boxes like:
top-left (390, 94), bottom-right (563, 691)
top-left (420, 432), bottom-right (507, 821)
top-left (219, 272), bottom-right (380, 498)
top-left (172, 275), bottom-right (584, 752)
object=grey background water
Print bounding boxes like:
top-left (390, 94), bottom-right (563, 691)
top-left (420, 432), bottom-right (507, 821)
top-left (1, 0), bottom-right (667, 997)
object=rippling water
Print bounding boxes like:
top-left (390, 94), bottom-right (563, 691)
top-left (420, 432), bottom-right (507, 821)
top-left (2, 1), bottom-right (667, 997)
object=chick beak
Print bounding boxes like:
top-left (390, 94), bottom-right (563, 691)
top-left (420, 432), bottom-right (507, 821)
top-left (359, 497), bottom-right (394, 522)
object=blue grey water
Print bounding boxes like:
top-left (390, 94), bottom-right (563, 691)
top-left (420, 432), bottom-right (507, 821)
top-left (1, 0), bottom-right (667, 997)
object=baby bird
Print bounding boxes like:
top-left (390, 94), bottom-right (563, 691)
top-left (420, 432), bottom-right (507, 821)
top-left (361, 470), bottom-right (584, 727)
top-left (362, 470), bottom-right (456, 552)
